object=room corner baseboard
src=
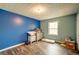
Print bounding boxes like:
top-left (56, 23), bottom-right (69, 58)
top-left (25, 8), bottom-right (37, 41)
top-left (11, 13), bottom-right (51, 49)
top-left (0, 42), bottom-right (25, 52)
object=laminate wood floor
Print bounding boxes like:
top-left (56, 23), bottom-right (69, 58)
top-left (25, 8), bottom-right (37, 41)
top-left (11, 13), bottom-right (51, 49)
top-left (0, 41), bottom-right (78, 55)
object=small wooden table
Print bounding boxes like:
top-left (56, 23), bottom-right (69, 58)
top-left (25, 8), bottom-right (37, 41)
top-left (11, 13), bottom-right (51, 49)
top-left (65, 41), bottom-right (75, 50)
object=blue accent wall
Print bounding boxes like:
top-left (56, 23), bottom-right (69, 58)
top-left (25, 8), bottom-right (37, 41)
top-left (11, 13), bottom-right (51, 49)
top-left (0, 9), bottom-right (40, 50)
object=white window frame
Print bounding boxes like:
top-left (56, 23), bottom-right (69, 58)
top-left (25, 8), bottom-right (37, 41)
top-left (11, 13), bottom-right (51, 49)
top-left (48, 21), bottom-right (58, 35)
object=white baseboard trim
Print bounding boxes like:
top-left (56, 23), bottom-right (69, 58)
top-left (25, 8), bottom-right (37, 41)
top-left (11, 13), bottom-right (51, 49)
top-left (42, 38), bottom-right (55, 43)
top-left (0, 42), bottom-right (25, 52)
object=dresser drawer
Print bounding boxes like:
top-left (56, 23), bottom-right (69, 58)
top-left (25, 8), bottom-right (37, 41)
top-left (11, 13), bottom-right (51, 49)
top-left (30, 36), bottom-right (36, 42)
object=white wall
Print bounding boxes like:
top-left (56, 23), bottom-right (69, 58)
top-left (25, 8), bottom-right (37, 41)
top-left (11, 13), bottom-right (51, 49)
top-left (77, 13), bottom-right (79, 50)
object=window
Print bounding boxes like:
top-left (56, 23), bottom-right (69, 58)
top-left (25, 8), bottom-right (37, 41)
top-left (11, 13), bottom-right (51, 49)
top-left (48, 21), bottom-right (58, 35)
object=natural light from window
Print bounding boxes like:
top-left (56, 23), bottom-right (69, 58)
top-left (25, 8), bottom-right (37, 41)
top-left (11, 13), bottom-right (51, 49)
top-left (48, 21), bottom-right (58, 35)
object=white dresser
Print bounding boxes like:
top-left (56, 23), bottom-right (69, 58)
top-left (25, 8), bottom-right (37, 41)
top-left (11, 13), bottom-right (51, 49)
top-left (28, 31), bottom-right (36, 43)
top-left (27, 30), bottom-right (43, 43)
top-left (36, 31), bottom-right (43, 41)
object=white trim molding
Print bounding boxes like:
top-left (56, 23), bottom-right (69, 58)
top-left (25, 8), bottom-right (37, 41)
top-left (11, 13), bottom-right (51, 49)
top-left (0, 42), bottom-right (24, 52)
